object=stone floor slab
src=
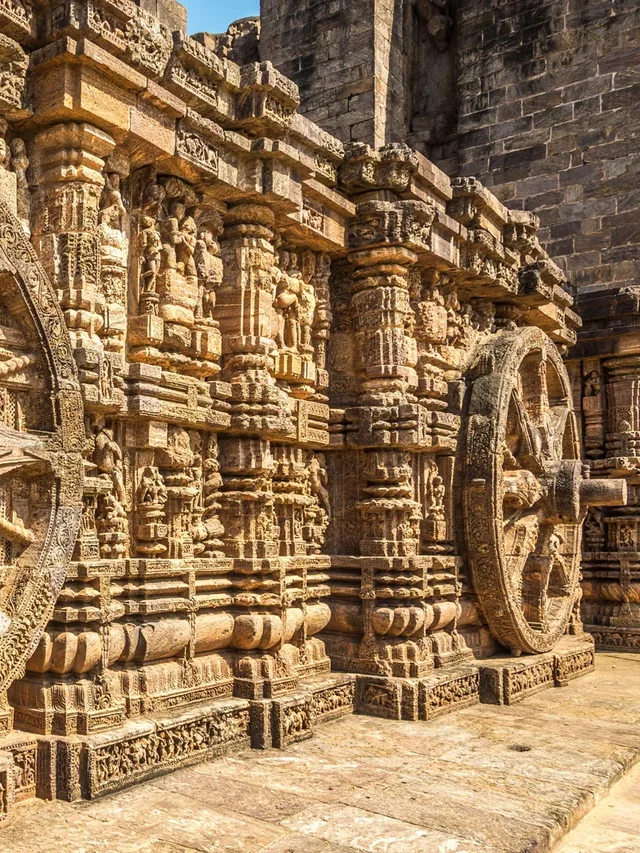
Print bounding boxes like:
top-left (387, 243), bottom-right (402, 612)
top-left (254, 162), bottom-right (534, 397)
top-left (0, 652), bottom-right (639, 853)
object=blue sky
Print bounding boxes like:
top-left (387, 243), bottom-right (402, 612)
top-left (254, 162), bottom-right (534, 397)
top-left (183, 0), bottom-right (260, 35)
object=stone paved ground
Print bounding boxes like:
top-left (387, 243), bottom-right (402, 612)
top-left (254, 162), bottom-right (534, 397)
top-left (2, 652), bottom-right (640, 853)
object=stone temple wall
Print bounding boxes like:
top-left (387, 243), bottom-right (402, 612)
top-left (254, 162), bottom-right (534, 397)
top-left (446, 0), bottom-right (640, 653)
top-left (452, 0), bottom-right (640, 297)
top-left (0, 0), bottom-right (631, 817)
top-left (259, 0), bottom-right (640, 654)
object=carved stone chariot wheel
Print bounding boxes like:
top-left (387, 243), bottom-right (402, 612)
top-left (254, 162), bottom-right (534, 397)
top-left (463, 326), bottom-right (625, 655)
top-left (0, 202), bottom-right (83, 696)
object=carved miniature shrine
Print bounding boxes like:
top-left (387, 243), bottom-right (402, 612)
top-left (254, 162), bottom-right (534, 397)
top-left (0, 0), bottom-right (629, 815)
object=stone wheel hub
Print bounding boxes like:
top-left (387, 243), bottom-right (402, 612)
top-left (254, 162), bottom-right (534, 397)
top-left (463, 327), bottom-right (625, 654)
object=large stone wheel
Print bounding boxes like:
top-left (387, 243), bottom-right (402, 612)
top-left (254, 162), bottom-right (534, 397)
top-left (0, 202), bottom-right (83, 696)
top-left (463, 326), bottom-right (624, 655)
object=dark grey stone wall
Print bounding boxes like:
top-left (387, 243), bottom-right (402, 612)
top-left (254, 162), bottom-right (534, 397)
top-left (260, 0), bottom-right (380, 145)
top-left (452, 0), bottom-right (640, 295)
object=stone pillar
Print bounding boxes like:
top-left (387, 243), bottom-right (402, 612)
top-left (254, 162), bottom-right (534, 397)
top-left (32, 123), bottom-right (114, 355)
top-left (216, 201), bottom-right (289, 559)
top-left (579, 355), bottom-right (640, 641)
top-left (324, 191), bottom-right (444, 678)
top-left (215, 202), bottom-right (298, 696)
top-left (349, 241), bottom-right (421, 563)
top-left (604, 356), bottom-right (640, 458)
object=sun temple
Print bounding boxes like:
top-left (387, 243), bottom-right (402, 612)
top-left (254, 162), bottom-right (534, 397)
top-left (0, 0), bottom-right (637, 817)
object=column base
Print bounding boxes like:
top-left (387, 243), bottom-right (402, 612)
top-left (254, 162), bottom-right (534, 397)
top-left (586, 624), bottom-right (640, 652)
top-left (5, 674), bottom-right (355, 802)
top-left (478, 635), bottom-right (595, 705)
top-left (354, 666), bottom-right (480, 721)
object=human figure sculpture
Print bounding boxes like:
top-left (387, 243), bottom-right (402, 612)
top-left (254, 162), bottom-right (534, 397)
top-left (0, 120), bottom-right (9, 170)
top-left (138, 215), bottom-right (162, 306)
top-left (309, 453), bottom-right (330, 517)
top-left (138, 466), bottom-right (167, 508)
top-left (429, 469), bottom-right (446, 522)
top-left (162, 200), bottom-right (196, 278)
top-left (93, 418), bottom-right (125, 507)
top-left (100, 172), bottom-right (126, 225)
top-left (98, 206), bottom-right (127, 279)
top-left (583, 370), bottom-right (601, 397)
top-left (9, 137), bottom-right (29, 233)
top-left (161, 200), bottom-right (182, 272)
top-left (275, 250), bottom-right (301, 351)
top-left (298, 254), bottom-right (317, 353)
top-left (194, 223), bottom-right (223, 321)
top-left (177, 213), bottom-right (197, 279)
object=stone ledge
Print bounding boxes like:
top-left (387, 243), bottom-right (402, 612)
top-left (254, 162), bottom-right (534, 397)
top-left (354, 667), bottom-right (480, 721)
top-left (587, 624), bottom-right (640, 653)
top-left (478, 635), bottom-right (595, 705)
top-left (250, 672), bottom-right (356, 749)
top-left (5, 674), bottom-right (356, 801)
top-left (43, 698), bottom-right (252, 801)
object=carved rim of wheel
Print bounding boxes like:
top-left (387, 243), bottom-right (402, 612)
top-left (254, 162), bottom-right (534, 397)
top-left (463, 326), bottom-right (582, 654)
top-left (0, 201), bottom-right (83, 694)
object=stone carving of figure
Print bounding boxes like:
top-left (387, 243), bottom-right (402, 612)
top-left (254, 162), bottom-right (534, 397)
top-left (101, 171), bottom-right (126, 225)
top-left (311, 253), bottom-right (332, 372)
top-left (135, 465), bottom-right (169, 556)
top-left (189, 431), bottom-right (208, 556)
top-left (0, 119), bottom-right (9, 170)
top-left (99, 355), bottom-right (113, 404)
top-left (177, 211), bottom-right (197, 279)
top-left (159, 425), bottom-right (195, 477)
top-left (97, 490), bottom-right (128, 557)
top-left (9, 137), bottom-right (29, 234)
top-left (138, 466), bottom-right (167, 508)
top-left (429, 468), bottom-right (446, 522)
top-left (620, 524), bottom-right (636, 549)
top-left (299, 251), bottom-right (317, 353)
top-left (470, 298), bottom-right (494, 335)
top-left (426, 0), bottom-right (453, 52)
top-left (160, 199), bottom-right (181, 273)
top-left (142, 178), bottom-right (165, 219)
top-left (544, 531), bottom-right (570, 596)
top-left (275, 249), bottom-right (301, 352)
top-left (202, 435), bottom-right (224, 557)
top-left (584, 507), bottom-right (604, 538)
top-left (444, 286), bottom-right (463, 346)
top-left (162, 200), bottom-right (197, 277)
top-left (0, 45), bottom-right (28, 108)
top-left (583, 370), bottom-right (601, 398)
top-left (92, 417), bottom-right (125, 507)
top-left (156, 426), bottom-right (198, 558)
top-left (194, 218), bottom-right (223, 322)
top-left (138, 215), bottom-right (162, 312)
top-left (98, 205), bottom-right (127, 301)
top-left (309, 453), bottom-right (330, 518)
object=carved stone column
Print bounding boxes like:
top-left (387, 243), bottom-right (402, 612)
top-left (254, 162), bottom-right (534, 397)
top-left (324, 192), bottom-right (445, 679)
top-left (216, 202), bottom-right (289, 557)
top-left (578, 354), bottom-right (640, 643)
top-left (32, 123), bottom-right (115, 357)
top-left (215, 202), bottom-right (298, 697)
